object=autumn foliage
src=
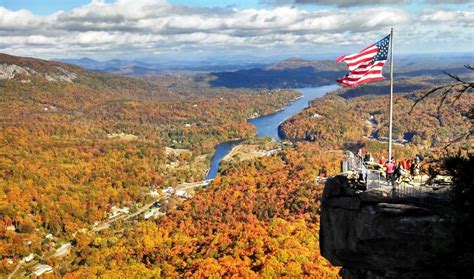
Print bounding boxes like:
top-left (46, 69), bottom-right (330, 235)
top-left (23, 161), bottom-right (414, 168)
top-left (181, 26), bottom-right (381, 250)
top-left (64, 147), bottom-right (340, 278)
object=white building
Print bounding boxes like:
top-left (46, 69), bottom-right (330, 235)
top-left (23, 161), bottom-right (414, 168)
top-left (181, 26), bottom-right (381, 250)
top-left (149, 189), bottom-right (160, 198)
top-left (22, 253), bottom-right (34, 263)
top-left (144, 207), bottom-right (163, 219)
top-left (32, 264), bottom-right (53, 277)
top-left (108, 206), bottom-right (130, 219)
top-left (175, 190), bottom-right (191, 199)
top-left (162, 187), bottom-right (174, 196)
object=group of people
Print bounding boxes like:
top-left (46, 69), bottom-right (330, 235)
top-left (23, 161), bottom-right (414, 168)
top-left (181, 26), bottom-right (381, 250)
top-left (356, 148), bottom-right (423, 186)
top-left (382, 155), bottom-right (422, 186)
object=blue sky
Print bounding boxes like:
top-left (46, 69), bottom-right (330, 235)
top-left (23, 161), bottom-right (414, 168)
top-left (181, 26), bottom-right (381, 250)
top-left (1, 0), bottom-right (257, 14)
top-left (4, 1), bottom-right (262, 14)
top-left (2, 0), bottom-right (471, 14)
top-left (0, 0), bottom-right (472, 61)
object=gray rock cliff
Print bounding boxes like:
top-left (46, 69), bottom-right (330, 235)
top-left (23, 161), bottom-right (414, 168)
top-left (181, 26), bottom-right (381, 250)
top-left (320, 173), bottom-right (455, 279)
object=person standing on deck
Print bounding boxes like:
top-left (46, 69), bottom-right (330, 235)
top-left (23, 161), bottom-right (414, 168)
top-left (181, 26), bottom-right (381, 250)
top-left (385, 158), bottom-right (396, 186)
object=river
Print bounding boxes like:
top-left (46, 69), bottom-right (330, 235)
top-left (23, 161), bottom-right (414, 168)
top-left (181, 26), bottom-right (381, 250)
top-left (206, 84), bottom-right (339, 180)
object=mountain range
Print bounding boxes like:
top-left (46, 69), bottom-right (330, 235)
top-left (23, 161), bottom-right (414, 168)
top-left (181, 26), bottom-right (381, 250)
top-left (54, 57), bottom-right (268, 75)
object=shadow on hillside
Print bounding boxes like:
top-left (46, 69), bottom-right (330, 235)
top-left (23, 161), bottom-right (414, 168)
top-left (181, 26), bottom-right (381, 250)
top-left (207, 67), bottom-right (346, 89)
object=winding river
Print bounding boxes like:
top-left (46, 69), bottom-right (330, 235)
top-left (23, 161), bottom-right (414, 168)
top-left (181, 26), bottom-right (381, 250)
top-left (206, 84), bottom-right (339, 180)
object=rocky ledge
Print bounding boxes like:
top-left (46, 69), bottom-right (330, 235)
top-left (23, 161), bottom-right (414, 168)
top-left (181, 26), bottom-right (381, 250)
top-left (320, 173), bottom-right (455, 279)
top-left (0, 63), bottom-right (77, 82)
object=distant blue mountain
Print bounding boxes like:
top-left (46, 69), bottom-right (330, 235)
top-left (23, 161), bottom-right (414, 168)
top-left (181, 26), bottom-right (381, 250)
top-left (54, 58), bottom-right (158, 72)
top-left (207, 56), bottom-right (474, 89)
top-left (208, 58), bottom-right (347, 89)
top-left (53, 57), bottom-right (268, 75)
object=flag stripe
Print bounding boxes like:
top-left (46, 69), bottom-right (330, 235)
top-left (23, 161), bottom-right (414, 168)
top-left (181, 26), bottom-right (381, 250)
top-left (347, 57), bottom-right (375, 68)
top-left (342, 44), bottom-right (376, 60)
top-left (340, 72), bottom-right (384, 82)
top-left (347, 59), bottom-right (375, 71)
top-left (343, 70), bottom-right (383, 81)
top-left (350, 64), bottom-right (385, 75)
top-left (351, 61), bottom-right (385, 72)
top-left (342, 48), bottom-right (379, 63)
top-left (338, 76), bottom-right (385, 87)
top-left (351, 61), bottom-right (385, 70)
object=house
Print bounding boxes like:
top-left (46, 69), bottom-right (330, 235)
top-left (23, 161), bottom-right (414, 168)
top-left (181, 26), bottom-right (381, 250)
top-left (32, 264), bottom-right (53, 277)
top-left (53, 243), bottom-right (71, 257)
top-left (149, 189), bottom-right (160, 197)
top-left (162, 187), bottom-right (174, 195)
top-left (22, 253), bottom-right (34, 263)
top-left (108, 206), bottom-right (130, 220)
top-left (144, 207), bottom-right (162, 219)
top-left (175, 190), bottom-right (191, 199)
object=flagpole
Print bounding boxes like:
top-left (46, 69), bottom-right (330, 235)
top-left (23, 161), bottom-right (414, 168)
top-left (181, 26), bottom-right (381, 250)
top-left (388, 28), bottom-right (394, 162)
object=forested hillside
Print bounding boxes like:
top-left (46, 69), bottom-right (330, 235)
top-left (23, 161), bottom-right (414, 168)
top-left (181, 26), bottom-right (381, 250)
top-left (0, 54), bottom-right (303, 275)
top-left (63, 143), bottom-right (343, 277)
top-left (279, 75), bottom-right (473, 160)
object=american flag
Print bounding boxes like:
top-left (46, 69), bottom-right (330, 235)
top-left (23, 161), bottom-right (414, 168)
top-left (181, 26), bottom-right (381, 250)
top-left (336, 34), bottom-right (391, 87)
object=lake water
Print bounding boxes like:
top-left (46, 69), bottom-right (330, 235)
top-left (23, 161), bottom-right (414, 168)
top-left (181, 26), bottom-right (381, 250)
top-left (206, 84), bottom-right (339, 180)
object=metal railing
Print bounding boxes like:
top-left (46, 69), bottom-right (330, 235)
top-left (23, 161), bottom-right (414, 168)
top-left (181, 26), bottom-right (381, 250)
top-left (342, 152), bottom-right (451, 208)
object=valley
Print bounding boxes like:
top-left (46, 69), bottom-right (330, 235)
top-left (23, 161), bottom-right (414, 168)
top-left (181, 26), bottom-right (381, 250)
top-left (0, 53), bottom-right (472, 278)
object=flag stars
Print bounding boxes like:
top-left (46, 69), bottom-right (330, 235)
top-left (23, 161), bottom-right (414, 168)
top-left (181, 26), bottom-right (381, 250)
top-left (373, 35), bottom-right (390, 62)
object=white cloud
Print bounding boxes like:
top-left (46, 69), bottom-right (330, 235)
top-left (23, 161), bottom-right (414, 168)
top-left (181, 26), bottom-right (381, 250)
top-left (425, 0), bottom-right (473, 3)
top-left (296, 0), bottom-right (406, 7)
top-left (0, 0), bottom-right (471, 59)
top-left (419, 9), bottom-right (474, 24)
top-left (0, 7), bottom-right (45, 30)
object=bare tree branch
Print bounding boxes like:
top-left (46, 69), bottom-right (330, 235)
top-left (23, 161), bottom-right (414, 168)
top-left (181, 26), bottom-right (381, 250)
top-left (442, 71), bottom-right (466, 84)
top-left (442, 131), bottom-right (472, 152)
top-left (408, 65), bottom-right (473, 150)
top-left (409, 65), bottom-right (474, 115)
top-left (409, 85), bottom-right (448, 114)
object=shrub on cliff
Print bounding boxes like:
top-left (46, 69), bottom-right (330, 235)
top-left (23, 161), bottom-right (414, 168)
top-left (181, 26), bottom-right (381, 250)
top-left (444, 154), bottom-right (474, 276)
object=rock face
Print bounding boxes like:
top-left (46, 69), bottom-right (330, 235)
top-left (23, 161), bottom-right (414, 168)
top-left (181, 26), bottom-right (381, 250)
top-left (44, 67), bottom-right (77, 82)
top-left (0, 63), bottom-right (32, 79)
top-left (0, 63), bottom-right (77, 82)
top-left (320, 173), bottom-right (455, 279)
top-left (0, 53), bottom-right (81, 82)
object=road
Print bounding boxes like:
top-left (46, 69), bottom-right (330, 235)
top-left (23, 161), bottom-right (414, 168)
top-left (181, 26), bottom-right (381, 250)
top-left (7, 261), bottom-right (23, 279)
top-left (92, 179), bottom-right (212, 232)
top-left (53, 243), bottom-right (71, 258)
top-left (7, 179), bottom-right (214, 277)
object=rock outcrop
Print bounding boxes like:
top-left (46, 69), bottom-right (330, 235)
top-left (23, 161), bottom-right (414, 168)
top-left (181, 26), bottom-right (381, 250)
top-left (44, 67), bottom-right (77, 82)
top-left (0, 53), bottom-right (80, 82)
top-left (320, 173), bottom-right (455, 279)
top-left (0, 63), bottom-right (77, 82)
top-left (0, 63), bottom-right (33, 79)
